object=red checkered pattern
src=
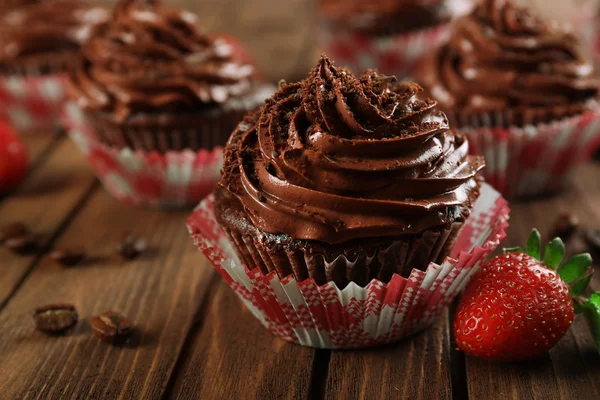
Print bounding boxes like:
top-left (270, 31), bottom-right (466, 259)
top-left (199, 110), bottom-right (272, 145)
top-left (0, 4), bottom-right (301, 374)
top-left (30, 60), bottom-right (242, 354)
top-left (319, 23), bottom-right (450, 76)
top-left (62, 102), bottom-right (223, 207)
top-left (0, 74), bottom-right (68, 133)
top-left (187, 183), bottom-right (510, 349)
top-left (464, 108), bottom-right (600, 198)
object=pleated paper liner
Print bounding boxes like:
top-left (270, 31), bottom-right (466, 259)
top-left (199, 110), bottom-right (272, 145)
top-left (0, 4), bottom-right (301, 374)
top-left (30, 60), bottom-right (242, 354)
top-left (61, 102), bottom-right (224, 208)
top-left (216, 198), bottom-right (467, 288)
top-left (455, 107), bottom-right (600, 199)
top-left (187, 183), bottom-right (509, 349)
top-left (0, 74), bottom-right (68, 134)
top-left (318, 21), bottom-right (451, 77)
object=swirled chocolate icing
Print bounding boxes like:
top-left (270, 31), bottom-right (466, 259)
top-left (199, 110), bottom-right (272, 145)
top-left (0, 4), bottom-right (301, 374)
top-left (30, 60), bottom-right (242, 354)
top-left (420, 0), bottom-right (599, 127)
top-left (319, 0), bottom-right (473, 35)
top-left (67, 0), bottom-right (258, 122)
top-left (0, 0), bottom-right (109, 68)
top-left (219, 55), bottom-right (484, 244)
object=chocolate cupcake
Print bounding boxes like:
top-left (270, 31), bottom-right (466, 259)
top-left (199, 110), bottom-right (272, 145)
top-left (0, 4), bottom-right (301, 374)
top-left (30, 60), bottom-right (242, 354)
top-left (318, 0), bottom-right (474, 76)
top-left (62, 0), bottom-right (274, 207)
top-left (419, 0), bottom-right (600, 198)
top-left (214, 55), bottom-right (484, 288)
top-left (67, 0), bottom-right (272, 153)
top-left (0, 0), bottom-right (109, 133)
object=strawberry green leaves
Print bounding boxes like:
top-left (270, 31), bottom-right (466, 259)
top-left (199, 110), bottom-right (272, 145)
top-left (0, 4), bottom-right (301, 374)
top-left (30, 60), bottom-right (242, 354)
top-left (570, 274), bottom-right (593, 297)
top-left (579, 293), bottom-right (600, 353)
top-left (544, 238), bottom-right (565, 269)
top-left (504, 229), bottom-right (568, 269)
top-left (559, 253), bottom-right (593, 283)
top-left (526, 229), bottom-right (542, 260)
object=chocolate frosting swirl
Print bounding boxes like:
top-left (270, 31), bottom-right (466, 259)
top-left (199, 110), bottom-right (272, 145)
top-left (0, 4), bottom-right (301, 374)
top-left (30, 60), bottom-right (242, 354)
top-left (319, 0), bottom-right (473, 34)
top-left (0, 0), bottom-right (109, 63)
top-left (421, 0), bottom-right (599, 125)
top-left (220, 56), bottom-right (484, 244)
top-left (67, 0), bottom-right (257, 122)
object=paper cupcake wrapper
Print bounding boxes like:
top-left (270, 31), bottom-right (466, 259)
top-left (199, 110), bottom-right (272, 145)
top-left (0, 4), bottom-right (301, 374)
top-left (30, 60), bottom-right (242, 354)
top-left (318, 22), bottom-right (450, 76)
top-left (0, 74), bottom-right (68, 134)
top-left (187, 183), bottom-right (509, 349)
top-left (61, 102), bottom-right (223, 208)
top-left (460, 108), bottom-right (600, 199)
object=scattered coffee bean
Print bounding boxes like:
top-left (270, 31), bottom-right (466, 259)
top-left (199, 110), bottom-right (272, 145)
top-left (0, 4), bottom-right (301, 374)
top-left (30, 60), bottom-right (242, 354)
top-left (584, 228), bottom-right (600, 254)
top-left (50, 247), bottom-right (86, 267)
top-left (0, 222), bottom-right (28, 244)
top-left (90, 311), bottom-right (134, 343)
top-left (32, 303), bottom-right (78, 334)
top-left (550, 213), bottom-right (579, 241)
top-left (5, 234), bottom-right (40, 255)
top-left (116, 233), bottom-right (147, 260)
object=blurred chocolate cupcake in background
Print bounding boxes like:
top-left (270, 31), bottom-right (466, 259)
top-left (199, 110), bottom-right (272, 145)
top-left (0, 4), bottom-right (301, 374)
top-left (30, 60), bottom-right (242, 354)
top-left (418, 0), bottom-right (600, 199)
top-left (317, 0), bottom-right (474, 77)
top-left (0, 0), bottom-right (109, 133)
top-left (62, 0), bottom-right (274, 208)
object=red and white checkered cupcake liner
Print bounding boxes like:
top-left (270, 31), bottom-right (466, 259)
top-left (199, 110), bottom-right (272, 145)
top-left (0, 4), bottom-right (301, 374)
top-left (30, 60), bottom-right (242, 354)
top-left (319, 23), bottom-right (451, 76)
top-left (461, 108), bottom-right (600, 199)
top-left (0, 74), bottom-right (68, 134)
top-left (187, 183), bottom-right (509, 349)
top-left (62, 102), bottom-right (223, 208)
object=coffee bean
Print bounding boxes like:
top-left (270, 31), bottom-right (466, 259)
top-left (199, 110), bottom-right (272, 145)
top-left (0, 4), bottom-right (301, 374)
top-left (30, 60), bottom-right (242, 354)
top-left (90, 311), bottom-right (134, 343)
top-left (116, 233), bottom-right (147, 260)
top-left (584, 228), bottom-right (600, 254)
top-left (5, 234), bottom-right (40, 255)
top-left (32, 303), bottom-right (78, 334)
top-left (549, 213), bottom-right (579, 242)
top-left (50, 247), bottom-right (85, 267)
top-left (0, 222), bottom-right (28, 244)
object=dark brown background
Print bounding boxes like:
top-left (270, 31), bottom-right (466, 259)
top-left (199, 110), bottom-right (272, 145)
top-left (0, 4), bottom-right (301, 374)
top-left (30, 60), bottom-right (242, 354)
top-left (0, 0), bottom-right (599, 399)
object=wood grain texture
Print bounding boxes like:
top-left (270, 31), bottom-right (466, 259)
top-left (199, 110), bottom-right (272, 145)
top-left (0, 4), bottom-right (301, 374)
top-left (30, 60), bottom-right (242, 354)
top-left (0, 138), bottom-right (96, 308)
top-left (324, 312), bottom-right (452, 400)
top-left (0, 189), bottom-right (215, 400)
top-left (167, 279), bottom-right (317, 400)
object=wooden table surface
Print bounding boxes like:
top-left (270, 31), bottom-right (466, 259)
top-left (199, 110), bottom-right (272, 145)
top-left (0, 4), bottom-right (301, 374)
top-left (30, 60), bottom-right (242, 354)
top-left (1, 0), bottom-right (600, 399)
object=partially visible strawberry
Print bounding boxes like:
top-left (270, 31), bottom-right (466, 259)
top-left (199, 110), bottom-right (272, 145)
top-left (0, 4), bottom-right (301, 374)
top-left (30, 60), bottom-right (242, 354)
top-left (454, 229), bottom-right (600, 362)
top-left (0, 120), bottom-right (28, 193)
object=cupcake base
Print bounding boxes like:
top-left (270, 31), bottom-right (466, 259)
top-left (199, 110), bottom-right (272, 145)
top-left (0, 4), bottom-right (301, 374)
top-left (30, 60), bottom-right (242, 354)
top-left (215, 189), bottom-right (467, 288)
top-left (187, 183), bottom-right (509, 349)
top-left (62, 102), bottom-right (224, 208)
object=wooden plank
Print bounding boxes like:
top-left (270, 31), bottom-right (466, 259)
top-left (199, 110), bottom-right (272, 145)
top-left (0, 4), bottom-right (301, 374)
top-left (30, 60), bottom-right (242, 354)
top-left (23, 132), bottom-right (60, 169)
top-left (465, 163), bottom-right (600, 400)
top-left (200, 0), bottom-right (316, 82)
top-left (0, 189), bottom-right (216, 400)
top-left (167, 278), bottom-right (317, 400)
top-left (324, 313), bottom-right (453, 400)
top-left (0, 138), bottom-right (96, 308)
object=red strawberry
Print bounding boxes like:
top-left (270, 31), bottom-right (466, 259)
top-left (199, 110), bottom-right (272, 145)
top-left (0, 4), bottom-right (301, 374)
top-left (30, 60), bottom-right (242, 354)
top-left (454, 229), bottom-right (600, 362)
top-left (0, 120), bottom-right (28, 193)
